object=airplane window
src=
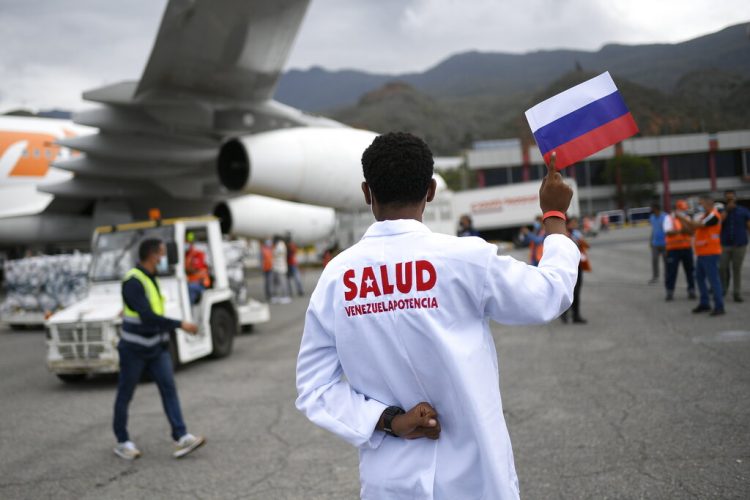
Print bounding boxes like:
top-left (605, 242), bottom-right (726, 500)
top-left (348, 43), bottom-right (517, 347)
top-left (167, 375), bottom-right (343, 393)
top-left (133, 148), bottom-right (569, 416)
top-left (34, 149), bottom-right (40, 158)
top-left (21, 149), bottom-right (28, 157)
top-left (45, 150), bottom-right (52, 159)
top-left (90, 226), bottom-right (175, 281)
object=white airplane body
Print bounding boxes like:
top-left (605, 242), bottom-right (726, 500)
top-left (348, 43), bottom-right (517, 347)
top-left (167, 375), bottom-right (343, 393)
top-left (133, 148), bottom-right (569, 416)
top-left (0, 116), bottom-right (90, 189)
top-left (0, 115), bottom-right (336, 244)
top-left (0, 0), bottom-right (448, 246)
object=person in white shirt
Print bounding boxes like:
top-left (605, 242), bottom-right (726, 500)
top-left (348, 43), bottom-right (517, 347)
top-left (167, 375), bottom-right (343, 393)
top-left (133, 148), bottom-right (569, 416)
top-left (271, 235), bottom-right (291, 303)
top-left (295, 132), bottom-right (579, 499)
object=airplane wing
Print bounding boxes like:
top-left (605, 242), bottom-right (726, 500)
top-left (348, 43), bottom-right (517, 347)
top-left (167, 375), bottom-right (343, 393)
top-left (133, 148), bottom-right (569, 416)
top-left (3, 0), bottom-right (381, 246)
top-left (136, 0), bottom-right (310, 103)
top-left (41, 0), bottom-right (340, 215)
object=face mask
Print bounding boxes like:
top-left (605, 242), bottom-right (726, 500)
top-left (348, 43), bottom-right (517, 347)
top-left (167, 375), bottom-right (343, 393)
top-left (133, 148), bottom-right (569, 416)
top-left (156, 255), bottom-right (169, 274)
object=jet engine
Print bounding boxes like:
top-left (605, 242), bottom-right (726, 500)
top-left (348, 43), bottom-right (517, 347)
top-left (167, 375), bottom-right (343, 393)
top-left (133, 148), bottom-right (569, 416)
top-left (213, 194), bottom-right (335, 245)
top-left (217, 127), bottom-right (378, 210)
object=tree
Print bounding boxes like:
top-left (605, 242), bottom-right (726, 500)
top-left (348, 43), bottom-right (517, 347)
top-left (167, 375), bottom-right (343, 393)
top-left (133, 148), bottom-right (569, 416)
top-left (603, 154), bottom-right (658, 208)
top-left (437, 166), bottom-right (477, 192)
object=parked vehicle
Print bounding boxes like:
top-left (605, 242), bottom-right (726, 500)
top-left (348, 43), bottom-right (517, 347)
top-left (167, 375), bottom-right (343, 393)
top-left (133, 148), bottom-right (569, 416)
top-left (45, 216), bottom-right (269, 382)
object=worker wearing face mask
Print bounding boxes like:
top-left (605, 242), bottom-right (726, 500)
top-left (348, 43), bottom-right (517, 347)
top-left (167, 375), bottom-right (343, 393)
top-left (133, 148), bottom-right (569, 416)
top-left (113, 238), bottom-right (205, 461)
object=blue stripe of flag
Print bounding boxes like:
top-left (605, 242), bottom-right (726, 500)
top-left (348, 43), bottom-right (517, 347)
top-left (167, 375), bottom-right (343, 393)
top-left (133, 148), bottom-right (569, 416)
top-left (533, 91), bottom-right (630, 155)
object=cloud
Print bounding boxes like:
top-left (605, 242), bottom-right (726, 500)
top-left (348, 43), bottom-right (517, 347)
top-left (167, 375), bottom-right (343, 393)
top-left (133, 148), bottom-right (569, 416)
top-left (0, 0), bottom-right (746, 111)
top-left (0, 62), bottom-right (100, 111)
top-left (287, 0), bottom-right (748, 72)
top-left (0, 0), bottom-right (164, 111)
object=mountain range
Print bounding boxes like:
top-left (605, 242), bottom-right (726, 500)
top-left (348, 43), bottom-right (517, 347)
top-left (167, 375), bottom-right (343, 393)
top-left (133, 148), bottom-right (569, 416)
top-left (277, 22), bottom-right (750, 154)
top-left (6, 23), bottom-right (750, 157)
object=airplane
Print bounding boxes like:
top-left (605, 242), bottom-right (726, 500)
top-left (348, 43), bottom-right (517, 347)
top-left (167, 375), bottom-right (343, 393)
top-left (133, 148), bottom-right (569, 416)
top-left (0, 114), bottom-right (336, 245)
top-left (0, 0), bottom-right (445, 247)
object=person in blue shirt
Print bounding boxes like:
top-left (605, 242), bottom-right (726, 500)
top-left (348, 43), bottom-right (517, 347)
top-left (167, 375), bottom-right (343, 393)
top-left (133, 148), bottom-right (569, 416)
top-left (719, 190), bottom-right (750, 302)
top-left (648, 202), bottom-right (667, 284)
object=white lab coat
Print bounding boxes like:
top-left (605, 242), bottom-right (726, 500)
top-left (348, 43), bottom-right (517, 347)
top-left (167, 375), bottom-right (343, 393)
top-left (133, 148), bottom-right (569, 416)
top-left (296, 219), bottom-right (579, 499)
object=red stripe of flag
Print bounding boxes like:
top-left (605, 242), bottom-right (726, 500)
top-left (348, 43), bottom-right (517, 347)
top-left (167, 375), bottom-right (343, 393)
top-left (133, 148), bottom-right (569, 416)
top-left (543, 113), bottom-right (639, 170)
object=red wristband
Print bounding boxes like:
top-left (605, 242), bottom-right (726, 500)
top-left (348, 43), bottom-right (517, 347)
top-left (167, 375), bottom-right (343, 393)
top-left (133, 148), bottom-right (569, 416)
top-left (542, 211), bottom-right (566, 222)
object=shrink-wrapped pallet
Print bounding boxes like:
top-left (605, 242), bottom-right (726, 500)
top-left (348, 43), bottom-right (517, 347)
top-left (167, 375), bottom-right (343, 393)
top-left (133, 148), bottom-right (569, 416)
top-left (1, 253), bottom-right (92, 314)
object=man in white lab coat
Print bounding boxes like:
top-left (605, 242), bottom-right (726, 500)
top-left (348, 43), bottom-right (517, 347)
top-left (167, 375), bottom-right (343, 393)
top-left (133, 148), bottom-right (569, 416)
top-left (296, 132), bottom-right (579, 499)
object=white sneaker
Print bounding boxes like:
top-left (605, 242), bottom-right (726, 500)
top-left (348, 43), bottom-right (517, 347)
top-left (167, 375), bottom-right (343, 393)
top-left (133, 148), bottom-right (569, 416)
top-left (279, 296), bottom-right (292, 304)
top-left (113, 441), bottom-right (141, 460)
top-left (173, 433), bottom-right (206, 458)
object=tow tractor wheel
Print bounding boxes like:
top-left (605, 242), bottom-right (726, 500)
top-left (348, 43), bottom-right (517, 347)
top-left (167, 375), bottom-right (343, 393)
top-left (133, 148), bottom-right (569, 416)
top-left (209, 306), bottom-right (236, 358)
top-left (57, 374), bottom-right (86, 383)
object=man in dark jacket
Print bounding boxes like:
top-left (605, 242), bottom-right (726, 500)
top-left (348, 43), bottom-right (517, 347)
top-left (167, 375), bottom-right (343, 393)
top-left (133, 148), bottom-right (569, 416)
top-left (113, 238), bottom-right (205, 460)
top-left (720, 190), bottom-right (750, 302)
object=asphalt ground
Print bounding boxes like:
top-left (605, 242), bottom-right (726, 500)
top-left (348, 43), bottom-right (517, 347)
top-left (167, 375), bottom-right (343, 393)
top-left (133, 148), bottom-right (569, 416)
top-left (0, 226), bottom-right (748, 499)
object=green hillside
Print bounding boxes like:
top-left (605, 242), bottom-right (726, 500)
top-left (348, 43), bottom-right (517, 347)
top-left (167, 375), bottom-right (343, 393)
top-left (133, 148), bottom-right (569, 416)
top-left (330, 69), bottom-right (750, 155)
top-left (278, 22), bottom-right (750, 112)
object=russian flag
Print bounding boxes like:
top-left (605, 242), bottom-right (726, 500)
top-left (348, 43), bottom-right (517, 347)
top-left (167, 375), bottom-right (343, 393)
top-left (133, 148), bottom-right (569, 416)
top-left (525, 71), bottom-right (638, 170)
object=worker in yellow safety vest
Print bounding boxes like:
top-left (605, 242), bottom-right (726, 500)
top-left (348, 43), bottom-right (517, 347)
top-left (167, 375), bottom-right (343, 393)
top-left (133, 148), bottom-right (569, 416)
top-left (113, 238), bottom-right (205, 461)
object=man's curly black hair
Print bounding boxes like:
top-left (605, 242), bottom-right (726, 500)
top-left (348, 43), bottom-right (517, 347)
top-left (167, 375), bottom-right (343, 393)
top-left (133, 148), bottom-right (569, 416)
top-left (361, 132), bottom-right (434, 205)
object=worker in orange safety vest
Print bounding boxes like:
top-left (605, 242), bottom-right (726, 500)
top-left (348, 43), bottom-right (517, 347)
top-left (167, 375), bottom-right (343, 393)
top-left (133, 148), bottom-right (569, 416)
top-left (185, 232), bottom-right (211, 304)
top-left (663, 199), bottom-right (696, 302)
top-left (261, 238), bottom-right (274, 302)
top-left (677, 194), bottom-right (724, 315)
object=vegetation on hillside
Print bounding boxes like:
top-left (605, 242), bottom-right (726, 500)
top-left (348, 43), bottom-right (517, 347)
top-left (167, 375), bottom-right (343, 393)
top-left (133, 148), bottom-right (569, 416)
top-left (330, 69), bottom-right (750, 155)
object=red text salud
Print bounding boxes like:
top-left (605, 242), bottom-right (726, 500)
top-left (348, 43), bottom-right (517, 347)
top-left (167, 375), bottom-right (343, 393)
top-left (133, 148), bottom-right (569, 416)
top-left (343, 260), bottom-right (437, 301)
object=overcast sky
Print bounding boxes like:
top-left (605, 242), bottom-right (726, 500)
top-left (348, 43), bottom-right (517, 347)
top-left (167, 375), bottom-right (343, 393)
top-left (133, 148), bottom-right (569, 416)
top-left (0, 0), bottom-right (747, 111)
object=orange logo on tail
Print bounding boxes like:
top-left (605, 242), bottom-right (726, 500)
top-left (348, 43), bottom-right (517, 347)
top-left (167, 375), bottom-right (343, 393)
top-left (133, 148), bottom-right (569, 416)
top-left (0, 131), bottom-right (60, 177)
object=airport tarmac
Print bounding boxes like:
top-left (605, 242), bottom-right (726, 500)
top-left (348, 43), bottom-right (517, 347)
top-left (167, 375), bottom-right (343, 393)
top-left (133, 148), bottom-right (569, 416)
top-left (0, 226), bottom-right (748, 499)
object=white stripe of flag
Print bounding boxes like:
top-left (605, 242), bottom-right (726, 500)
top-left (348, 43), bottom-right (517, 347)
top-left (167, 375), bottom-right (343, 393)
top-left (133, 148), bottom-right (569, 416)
top-left (525, 71), bottom-right (618, 133)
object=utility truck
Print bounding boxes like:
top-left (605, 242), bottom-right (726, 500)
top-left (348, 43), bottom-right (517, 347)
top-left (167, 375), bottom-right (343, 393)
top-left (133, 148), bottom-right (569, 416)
top-left (45, 216), bottom-right (269, 382)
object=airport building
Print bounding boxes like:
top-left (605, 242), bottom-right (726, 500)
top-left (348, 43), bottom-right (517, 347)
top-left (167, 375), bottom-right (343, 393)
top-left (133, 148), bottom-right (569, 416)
top-left (467, 130), bottom-right (750, 217)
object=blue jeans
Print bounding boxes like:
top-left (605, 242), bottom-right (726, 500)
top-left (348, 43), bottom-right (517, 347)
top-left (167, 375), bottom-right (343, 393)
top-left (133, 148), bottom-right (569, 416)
top-left (113, 340), bottom-right (187, 443)
top-left (188, 282), bottom-right (204, 304)
top-left (287, 265), bottom-right (304, 295)
top-left (696, 254), bottom-right (724, 310)
top-left (263, 270), bottom-right (272, 301)
top-left (665, 248), bottom-right (695, 293)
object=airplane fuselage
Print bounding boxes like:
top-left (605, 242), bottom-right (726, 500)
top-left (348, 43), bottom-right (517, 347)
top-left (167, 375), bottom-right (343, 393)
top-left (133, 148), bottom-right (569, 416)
top-left (0, 116), bottom-right (93, 218)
